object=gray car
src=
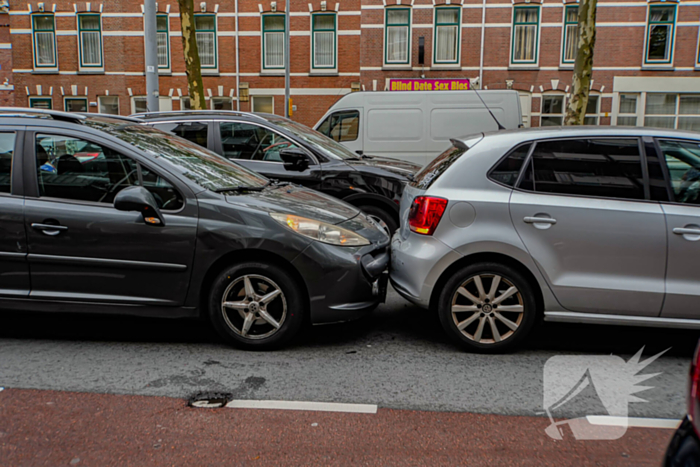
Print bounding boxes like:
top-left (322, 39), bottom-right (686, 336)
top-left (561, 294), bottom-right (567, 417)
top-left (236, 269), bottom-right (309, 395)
top-left (390, 126), bottom-right (700, 352)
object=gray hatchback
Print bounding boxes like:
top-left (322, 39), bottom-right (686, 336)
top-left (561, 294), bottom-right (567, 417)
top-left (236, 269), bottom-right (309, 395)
top-left (390, 127), bottom-right (700, 352)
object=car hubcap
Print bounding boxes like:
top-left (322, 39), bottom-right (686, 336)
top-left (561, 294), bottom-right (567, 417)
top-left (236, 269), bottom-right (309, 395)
top-left (450, 274), bottom-right (524, 344)
top-left (221, 274), bottom-right (287, 340)
top-left (367, 214), bottom-right (390, 235)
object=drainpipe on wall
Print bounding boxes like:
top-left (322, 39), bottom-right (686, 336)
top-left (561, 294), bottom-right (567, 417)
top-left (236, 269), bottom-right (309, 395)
top-left (478, 0), bottom-right (486, 90)
top-left (235, 0), bottom-right (240, 110)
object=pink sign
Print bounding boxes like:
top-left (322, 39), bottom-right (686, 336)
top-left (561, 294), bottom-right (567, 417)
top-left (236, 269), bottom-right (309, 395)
top-left (389, 79), bottom-right (471, 92)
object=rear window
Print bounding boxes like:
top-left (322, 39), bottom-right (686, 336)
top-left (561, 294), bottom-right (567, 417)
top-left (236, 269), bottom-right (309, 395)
top-left (489, 143), bottom-right (531, 187)
top-left (411, 145), bottom-right (466, 189)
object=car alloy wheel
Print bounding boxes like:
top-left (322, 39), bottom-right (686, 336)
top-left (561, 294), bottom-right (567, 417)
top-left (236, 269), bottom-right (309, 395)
top-left (450, 274), bottom-right (524, 345)
top-left (221, 274), bottom-right (287, 340)
top-left (366, 214), bottom-right (390, 235)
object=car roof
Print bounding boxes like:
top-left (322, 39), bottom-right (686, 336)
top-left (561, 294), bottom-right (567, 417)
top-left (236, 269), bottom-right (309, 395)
top-left (456, 125), bottom-right (700, 146)
top-left (131, 110), bottom-right (277, 122)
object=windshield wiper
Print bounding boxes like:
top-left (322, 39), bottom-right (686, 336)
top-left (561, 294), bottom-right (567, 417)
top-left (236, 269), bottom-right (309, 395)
top-left (214, 180), bottom-right (272, 193)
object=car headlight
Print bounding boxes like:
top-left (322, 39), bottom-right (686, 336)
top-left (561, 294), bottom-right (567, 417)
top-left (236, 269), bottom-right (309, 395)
top-left (270, 213), bottom-right (370, 246)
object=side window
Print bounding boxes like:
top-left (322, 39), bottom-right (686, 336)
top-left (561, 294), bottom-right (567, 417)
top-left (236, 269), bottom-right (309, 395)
top-left (489, 143), bottom-right (531, 187)
top-left (657, 140), bottom-right (700, 205)
top-left (140, 165), bottom-right (184, 211)
top-left (153, 122), bottom-right (208, 148)
top-left (36, 134), bottom-right (139, 204)
top-left (527, 138), bottom-right (645, 200)
top-left (219, 122), bottom-right (299, 162)
top-left (0, 133), bottom-right (15, 194)
top-left (323, 111), bottom-right (360, 143)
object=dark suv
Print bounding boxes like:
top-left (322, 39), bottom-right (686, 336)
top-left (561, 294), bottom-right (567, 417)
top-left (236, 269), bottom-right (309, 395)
top-left (0, 108), bottom-right (389, 349)
top-left (133, 111), bottom-right (421, 233)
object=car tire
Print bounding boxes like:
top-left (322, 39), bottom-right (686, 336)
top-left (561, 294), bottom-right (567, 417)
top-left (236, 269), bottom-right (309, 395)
top-left (359, 205), bottom-right (398, 236)
top-left (208, 262), bottom-right (305, 350)
top-left (436, 262), bottom-right (537, 353)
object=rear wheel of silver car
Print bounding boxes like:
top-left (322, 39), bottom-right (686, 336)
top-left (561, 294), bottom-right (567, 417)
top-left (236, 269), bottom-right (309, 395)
top-left (437, 262), bottom-right (537, 353)
top-left (208, 262), bottom-right (305, 350)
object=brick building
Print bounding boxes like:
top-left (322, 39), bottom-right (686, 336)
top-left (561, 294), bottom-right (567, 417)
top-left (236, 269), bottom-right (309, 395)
top-left (1, 0), bottom-right (700, 129)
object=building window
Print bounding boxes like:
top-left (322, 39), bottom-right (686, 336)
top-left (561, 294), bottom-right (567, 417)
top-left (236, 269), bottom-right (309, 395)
top-left (180, 97), bottom-right (191, 110)
top-left (32, 14), bottom-right (57, 69)
top-left (132, 96), bottom-right (148, 114)
top-left (312, 13), bottom-right (336, 69)
top-left (562, 6), bottom-right (578, 64)
top-left (645, 5), bottom-right (675, 64)
top-left (157, 15), bottom-right (170, 69)
top-left (541, 94), bottom-right (565, 126)
top-left (211, 97), bottom-right (233, 110)
top-left (644, 94), bottom-right (700, 131)
top-left (252, 96), bottom-right (274, 114)
top-left (617, 94), bottom-right (639, 126)
top-left (78, 14), bottom-right (103, 68)
top-left (99, 96), bottom-right (119, 115)
top-left (385, 8), bottom-right (411, 65)
top-left (511, 6), bottom-right (539, 65)
top-left (29, 97), bottom-right (52, 109)
top-left (434, 7), bottom-right (460, 65)
top-left (195, 15), bottom-right (217, 69)
top-left (262, 15), bottom-right (285, 70)
top-left (64, 97), bottom-right (88, 113)
top-left (583, 95), bottom-right (600, 125)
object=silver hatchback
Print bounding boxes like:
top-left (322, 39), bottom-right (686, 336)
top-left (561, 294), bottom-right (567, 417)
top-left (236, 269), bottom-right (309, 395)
top-left (390, 127), bottom-right (700, 352)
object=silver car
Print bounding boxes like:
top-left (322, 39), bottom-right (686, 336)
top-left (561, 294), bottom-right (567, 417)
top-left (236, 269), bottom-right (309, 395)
top-left (390, 127), bottom-right (700, 352)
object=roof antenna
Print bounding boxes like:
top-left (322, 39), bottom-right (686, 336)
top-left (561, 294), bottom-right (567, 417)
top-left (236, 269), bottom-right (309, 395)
top-left (473, 84), bottom-right (505, 130)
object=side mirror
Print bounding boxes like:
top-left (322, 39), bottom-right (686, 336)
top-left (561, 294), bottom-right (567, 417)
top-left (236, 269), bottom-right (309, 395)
top-left (114, 186), bottom-right (165, 227)
top-left (280, 147), bottom-right (310, 172)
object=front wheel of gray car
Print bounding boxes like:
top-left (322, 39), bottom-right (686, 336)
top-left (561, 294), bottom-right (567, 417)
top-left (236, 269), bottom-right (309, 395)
top-left (437, 262), bottom-right (537, 353)
top-left (208, 262), bottom-right (305, 350)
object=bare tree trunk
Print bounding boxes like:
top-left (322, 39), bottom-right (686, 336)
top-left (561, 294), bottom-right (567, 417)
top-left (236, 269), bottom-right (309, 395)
top-left (177, 0), bottom-right (206, 110)
top-left (564, 0), bottom-right (597, 125)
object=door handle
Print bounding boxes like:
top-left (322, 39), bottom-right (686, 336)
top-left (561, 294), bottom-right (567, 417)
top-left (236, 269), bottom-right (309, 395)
top-left (673, 227), bottom-right (700, 236)
top-left (31, 223), bottom-right (68, 236)
top-left (524, 217), bottom-right (557, 225)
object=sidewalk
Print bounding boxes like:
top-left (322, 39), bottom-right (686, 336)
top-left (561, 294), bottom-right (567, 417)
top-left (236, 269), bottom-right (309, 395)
top-left (0, 388), bottom-right (674, 466)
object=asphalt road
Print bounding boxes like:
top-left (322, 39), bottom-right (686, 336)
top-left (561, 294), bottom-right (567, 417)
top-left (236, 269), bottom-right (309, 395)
top-left (0, 287), bottom-right (697, 419)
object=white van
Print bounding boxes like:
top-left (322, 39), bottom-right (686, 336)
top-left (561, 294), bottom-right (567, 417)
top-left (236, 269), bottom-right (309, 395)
top-left (314, 90), bottom-right (522, 167)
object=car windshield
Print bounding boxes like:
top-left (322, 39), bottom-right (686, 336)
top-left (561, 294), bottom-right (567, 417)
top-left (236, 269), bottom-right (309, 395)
top-left (86, 118), bottom-right (268, 191)
top-left (266, 117), bottom-right (358, 161)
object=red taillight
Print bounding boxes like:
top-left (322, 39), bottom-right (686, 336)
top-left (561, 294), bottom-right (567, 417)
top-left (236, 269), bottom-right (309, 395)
top-left (689, 342), bottom-right (700, 432)
top-left (408, 196), bottom-right (447, 236)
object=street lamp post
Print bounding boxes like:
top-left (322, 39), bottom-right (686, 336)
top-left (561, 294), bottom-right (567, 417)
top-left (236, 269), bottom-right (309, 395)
top-left (284, 1), bottom-right (290, 118)
top-left (144, 0), bottom-right (160, 112)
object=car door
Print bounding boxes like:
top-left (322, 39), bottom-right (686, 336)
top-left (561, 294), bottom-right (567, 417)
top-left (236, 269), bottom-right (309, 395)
top-left (23, 129), bottom-right (198, 307)
top-left (509, 137), bottom-right (667, 316)
top-left (214, 121), bottom-right (324, 191)
top-left (0, 129), bottom-right (30, 298)
top-left (316, 109), bottom-right (363, 155)
top-left (654, 138), bottom-right (700, 319)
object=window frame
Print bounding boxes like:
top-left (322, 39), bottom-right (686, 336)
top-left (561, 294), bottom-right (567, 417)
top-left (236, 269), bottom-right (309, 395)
top-left (644, 4), bottom-right (676, 66)
top-left (131, 96), bottom-right (148, 114)
top-left (433, 6), bottom-right (461, 66)
top-left (77, 13), bottom-right (104, 70)
top-left (63, 97), bottom-right (89, 113)
top-left (510, 136), bottom-right (653, 203)
top-left (641, 93), bottom-right (700, 130)
top-left (311, 13), bottom-right (337, 71)
top-left (384, 7), bottom-right (412, 66)
top-left (262, 14), bottom-right (286, 71)
top-left (614, 93), bottom-right (641, 127)
top-left (156, 14), bottom-right (171, 71)
top-left (98, 95), bottom-right (120, 115)
top-left (31, 13), bottom-right (58, 70)
top-left (584, 94), bottom-right (601, 126)
top-left (510, 5), bottom-right (540, 66)
top-left (194, 14), bottom-right (218, 70)
top-left (211, 96), bottom-right (234, 110)
top-left (540, 93), bottom-right (566, 127)
top-left (251, 95), bottom-right (275, 114)
top-left (29, 97), bottom-right (53, 110)
top-left (561, 5), bottom-right (578, 66)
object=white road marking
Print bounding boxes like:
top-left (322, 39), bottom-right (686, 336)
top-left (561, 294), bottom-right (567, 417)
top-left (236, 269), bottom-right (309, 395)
top-left (586, 415), bottom-right (681, 429)
top-left (225, 399), bottom-right (378, 414)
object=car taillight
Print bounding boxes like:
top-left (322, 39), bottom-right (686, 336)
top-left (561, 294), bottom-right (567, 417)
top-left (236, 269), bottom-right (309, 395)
top-left (689, 341), bottom-right (700, 433)
top-left (408, 196), bottom-right (447, 236)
